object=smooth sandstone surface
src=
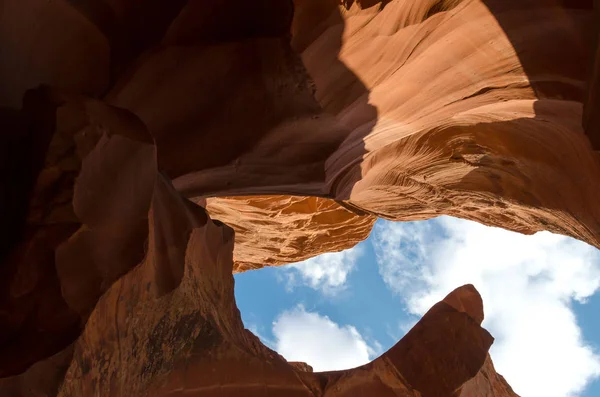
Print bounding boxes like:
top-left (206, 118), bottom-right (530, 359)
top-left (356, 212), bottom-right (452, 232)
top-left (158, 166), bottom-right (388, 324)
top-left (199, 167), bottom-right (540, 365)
top-left (1, 0), bottom-right (599, 395)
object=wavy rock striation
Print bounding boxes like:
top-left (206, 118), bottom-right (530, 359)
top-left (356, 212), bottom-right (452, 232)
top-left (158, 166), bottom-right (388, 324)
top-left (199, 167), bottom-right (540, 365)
top-left (1, 0), bottom-right (599, 395)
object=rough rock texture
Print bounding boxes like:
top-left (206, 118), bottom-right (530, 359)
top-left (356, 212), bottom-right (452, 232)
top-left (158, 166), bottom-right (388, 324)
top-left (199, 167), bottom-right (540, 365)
top-left (1, 0), bottom-right (599, 395)
top-left (56, 213), bottom-right (514, 397)
top-left (58, 275), bottom-right (504, 396)
top-left (205, 196), bottom-right (375, 272)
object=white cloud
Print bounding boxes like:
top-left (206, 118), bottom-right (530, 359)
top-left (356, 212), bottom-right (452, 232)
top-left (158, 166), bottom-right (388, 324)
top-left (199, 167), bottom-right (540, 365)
top-left (284, 245), bottom-right (364, 294)
top-left (372, 217), bottom-right (600, 397)
top-left (272, 305), bottom-right (376, 371)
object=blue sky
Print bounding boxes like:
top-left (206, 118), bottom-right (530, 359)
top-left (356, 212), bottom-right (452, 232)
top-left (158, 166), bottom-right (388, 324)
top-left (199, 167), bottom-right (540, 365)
top-left (234, 216), bottom-right (600, 397)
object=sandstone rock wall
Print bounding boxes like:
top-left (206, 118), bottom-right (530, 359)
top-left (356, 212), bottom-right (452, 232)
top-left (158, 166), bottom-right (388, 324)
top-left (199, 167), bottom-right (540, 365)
top-left (1, 0), bottom-right (598, 395)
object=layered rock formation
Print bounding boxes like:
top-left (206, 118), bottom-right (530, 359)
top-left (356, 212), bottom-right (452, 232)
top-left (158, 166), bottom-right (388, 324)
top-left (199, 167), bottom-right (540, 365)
top-left (1, 0), bottom-right (599, 395)
top-left (197, 0), bottom-right (600, 269)
top-left (205, 196), bottom-right (375, 272)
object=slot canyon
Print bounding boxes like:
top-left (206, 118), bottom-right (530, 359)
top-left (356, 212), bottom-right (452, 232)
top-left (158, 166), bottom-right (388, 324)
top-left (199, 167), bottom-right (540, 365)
top-left (1, 0), bottom-right (599, 395)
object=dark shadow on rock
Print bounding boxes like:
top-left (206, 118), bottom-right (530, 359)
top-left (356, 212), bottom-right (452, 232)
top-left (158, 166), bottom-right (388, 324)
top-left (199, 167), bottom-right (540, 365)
top-left (453, 0), bottom-right (600, 243)
top-left (64, 0), bottom-right (188, 87)
top-left (0, 90), bottom-right (81, 378)
top-left (342, 0), bottom-right (392, 10)
top-left (0, 91), bottom-right (59, 263)
top-left (0, 0), bottom-right (375, 383)
top-left (583, 0), bottom-right (600, 147)
top-left (482, 0), bottom-right (593, 104)
top-left (287, 0), bottom-right (376, 201)
top-left (121, 0), bottom-right (376, 202)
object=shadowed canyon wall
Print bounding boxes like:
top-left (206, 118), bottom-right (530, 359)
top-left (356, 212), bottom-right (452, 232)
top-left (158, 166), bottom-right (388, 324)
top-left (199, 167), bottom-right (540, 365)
top-left (0, 0), bottom-right (598, 395)
top-left (200, 0), bottom-right (600, 270)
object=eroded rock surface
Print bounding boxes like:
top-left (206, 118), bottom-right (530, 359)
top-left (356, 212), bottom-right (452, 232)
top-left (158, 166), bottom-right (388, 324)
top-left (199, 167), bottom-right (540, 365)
top-left (0, 92), bottom-right (517, 395)
top-left (194, 0), bottom-right (600, 269)
top-left (205, 196), bottom-right (375, 271)
top-left (1, 0), bottom-right (599, 395)
top-left (56, 205), bottom-right (514, 397)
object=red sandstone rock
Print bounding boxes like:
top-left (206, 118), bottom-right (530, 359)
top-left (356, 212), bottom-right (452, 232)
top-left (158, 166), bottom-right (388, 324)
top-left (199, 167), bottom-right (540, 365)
top-left (290, 362), bottom-right (314, 372)
top-left (1, 0), bottom-right (599, 395)
top-left (183, 0), bottom-right (600, 269)
top-left (205, 196), bottom-right (375, 271)
top-left (55, 193), bottom-right (508, 396)
top-left (584, 0), bottom-right (600, 148)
